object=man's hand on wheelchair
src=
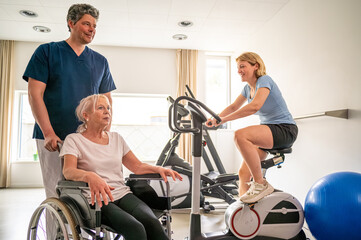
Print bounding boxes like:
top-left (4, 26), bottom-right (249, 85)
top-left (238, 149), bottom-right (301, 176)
top-left (87, 172), bottom-right (115, 207)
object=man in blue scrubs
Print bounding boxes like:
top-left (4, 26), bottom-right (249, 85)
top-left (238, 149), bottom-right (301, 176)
top-left (23, 4), bottom-right (116, 199)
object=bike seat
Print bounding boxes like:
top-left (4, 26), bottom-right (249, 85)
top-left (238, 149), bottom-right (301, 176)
top-left (260, 147), bottom-right (292, 155)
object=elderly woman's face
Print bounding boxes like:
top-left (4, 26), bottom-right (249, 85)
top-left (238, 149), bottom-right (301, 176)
top-left (87, 97), bottom-right (111, 127)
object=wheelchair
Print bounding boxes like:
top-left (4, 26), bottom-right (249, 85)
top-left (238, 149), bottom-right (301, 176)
top-left (27, 173), bottom-right (172, 240)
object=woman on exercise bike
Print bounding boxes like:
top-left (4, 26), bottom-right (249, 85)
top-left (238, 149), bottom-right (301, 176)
top-left (206, 52), bottom-right (297, 204)
top-left (60, 94), bottom-right (182, 240)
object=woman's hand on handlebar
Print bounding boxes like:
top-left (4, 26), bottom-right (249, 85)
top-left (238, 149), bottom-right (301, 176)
top-left (206, 117), bottom-right (222, 127)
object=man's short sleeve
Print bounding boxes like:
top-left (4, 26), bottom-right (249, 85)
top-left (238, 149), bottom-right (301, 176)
top-left (99, 59), bottom-right (116, 94)
top-left (23, 44), bottom-right (49, 83)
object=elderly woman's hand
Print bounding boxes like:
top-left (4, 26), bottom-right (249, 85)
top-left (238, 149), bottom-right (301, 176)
top-left (156, 167), bottom-right (183, 183)
top-left (86, 172), bottom-right (115, 207)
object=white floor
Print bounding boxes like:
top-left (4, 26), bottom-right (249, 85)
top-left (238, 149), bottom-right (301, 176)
top-left (0, 188), bottom-right (46, 240)
top-left (0, 188), bottom-right (314, 240)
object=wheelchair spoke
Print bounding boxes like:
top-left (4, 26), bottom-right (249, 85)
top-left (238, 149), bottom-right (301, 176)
top-left (27, 198), bottom-right (80, 240)
top-left (28, 197), bottom-right (124, 240)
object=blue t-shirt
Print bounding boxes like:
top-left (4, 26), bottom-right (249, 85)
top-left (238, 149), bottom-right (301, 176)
top-left (241, 75), bottom-right (295, 125)
top-left (23, 41), bottom-right (116, 140)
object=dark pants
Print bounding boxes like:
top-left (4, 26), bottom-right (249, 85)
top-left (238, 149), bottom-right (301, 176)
top-left (100, 193), bottom-right (168, 240)
top-left (264, 124), bottom-right (298, 149)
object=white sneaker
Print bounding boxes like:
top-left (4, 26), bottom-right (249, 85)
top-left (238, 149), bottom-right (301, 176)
top-left (240, 180), bottom-right (274, 203)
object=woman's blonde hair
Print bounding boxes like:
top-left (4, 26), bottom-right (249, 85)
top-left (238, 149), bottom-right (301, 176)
top-left (236, 52), bottom-right (266, 78)
top-left (75, 94), bottom-right (109, 133)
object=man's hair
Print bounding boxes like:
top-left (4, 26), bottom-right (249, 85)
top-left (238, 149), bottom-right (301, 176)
top-left (66, 4), bottom-right (99, 32)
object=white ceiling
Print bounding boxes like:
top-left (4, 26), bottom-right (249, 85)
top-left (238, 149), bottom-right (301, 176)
top-left (0, 0), bottom-right (289, 52)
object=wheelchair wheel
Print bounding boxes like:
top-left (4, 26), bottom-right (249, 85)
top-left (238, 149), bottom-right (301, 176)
top-left (27, 197), bottom-right (80, 240)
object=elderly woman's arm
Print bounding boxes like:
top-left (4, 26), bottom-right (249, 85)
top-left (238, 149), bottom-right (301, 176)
top-left (63, 154), bottom-right (114, 207)
top-left (123, 151), bottom-right (183, 182)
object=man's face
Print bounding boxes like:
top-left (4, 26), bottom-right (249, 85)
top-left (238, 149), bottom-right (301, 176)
top-left (69, 14), bottom-right (97, 44)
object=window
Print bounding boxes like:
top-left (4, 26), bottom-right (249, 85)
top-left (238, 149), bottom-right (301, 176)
top-left (205, 56), bottom-right (230, 113)
top-left (12, 92), bottom-right (170, 162)
top-left (203, 54), bottom-right (257, 130)
top-left (111, 94), bottom-right (170, 161)
top-left (204, 55), bottom-right (231, 128)
top-left (12, 91), bottom-right (37, 161)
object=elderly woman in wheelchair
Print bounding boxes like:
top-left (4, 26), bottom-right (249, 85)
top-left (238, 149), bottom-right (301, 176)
top-left (28, 94), bottom-right (182, 240)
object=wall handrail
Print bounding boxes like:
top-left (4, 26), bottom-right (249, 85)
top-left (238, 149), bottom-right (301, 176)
top-left (294, 109), bottom-right (348, 120)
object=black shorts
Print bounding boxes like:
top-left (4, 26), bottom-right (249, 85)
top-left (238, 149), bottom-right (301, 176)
top-left (264, 124), bottom-right (298, 149)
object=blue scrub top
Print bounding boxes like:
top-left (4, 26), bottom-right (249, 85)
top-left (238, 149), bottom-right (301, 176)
top-left (23, 41), bottom-right (116, 140)
top-left (241, 75), bottom-right (295, 125)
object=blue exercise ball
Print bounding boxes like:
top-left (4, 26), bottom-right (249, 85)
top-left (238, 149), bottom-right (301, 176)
top-left (304, 171), bottom-right (361, 240)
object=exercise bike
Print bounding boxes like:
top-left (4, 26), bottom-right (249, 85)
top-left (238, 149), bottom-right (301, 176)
top-left (158, 86), bottom-right (238, 195)
top-left (169, 95), bottom-right (306, 240)
top-left (141, 89), bottom-right (239, 212)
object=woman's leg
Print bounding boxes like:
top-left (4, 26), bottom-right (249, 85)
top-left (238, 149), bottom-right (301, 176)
top-left (117, 194), bottom-right (169, 240)
top-left (238, 147), bottom-right (267, 196)
top-left (234, 125), bottom-right (273, 202)
top-left (238, 160), bottom-right (251, 195)
top-left (101, 200), bottom-right (147, 240)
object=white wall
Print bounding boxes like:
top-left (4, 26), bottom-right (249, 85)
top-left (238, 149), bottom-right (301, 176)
top-left (13, 42), bottom-right (177, 94)
top-left (234, 0), bottom-right (361, 204)
top-left (90, 45), bottom-right (177, 95)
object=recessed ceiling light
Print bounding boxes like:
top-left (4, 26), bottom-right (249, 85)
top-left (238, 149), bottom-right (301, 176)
top-left (33, 26), bottom-right (51, 33)
top-left (172, 34), bottom-right (187, 40)
top-left (19, 10), bottom-right (38, 18)
top-left (178, 21), bottom-right (193, 27)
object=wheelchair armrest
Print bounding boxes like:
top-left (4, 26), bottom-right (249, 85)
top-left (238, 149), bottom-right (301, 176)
top-left (56, 180), bottom-right (89, 197)
top-left (128, 173), bottom-right (162, 180)
top-left (57, 180), bottom-right (88, 188)
top-left (126, 173), bottom-right (171, 211)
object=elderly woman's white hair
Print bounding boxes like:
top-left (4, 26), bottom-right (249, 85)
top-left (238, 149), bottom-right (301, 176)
top-left (75, 94), bottom-right (110, 133)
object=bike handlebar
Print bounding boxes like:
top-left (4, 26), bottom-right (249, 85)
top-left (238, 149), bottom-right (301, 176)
top-left (170, 96), bottom-right (221, 134)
